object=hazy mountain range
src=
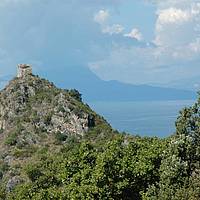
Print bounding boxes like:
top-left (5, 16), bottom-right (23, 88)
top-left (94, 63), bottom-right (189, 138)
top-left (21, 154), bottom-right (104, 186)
top-left (36, 65), bottom-right (196, 102)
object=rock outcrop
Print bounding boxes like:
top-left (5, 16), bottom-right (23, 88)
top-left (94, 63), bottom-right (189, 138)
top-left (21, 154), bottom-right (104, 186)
top-left (0, 74), bottom-right (97, 139)
top-left (0, 66), bottom-right (111, 193)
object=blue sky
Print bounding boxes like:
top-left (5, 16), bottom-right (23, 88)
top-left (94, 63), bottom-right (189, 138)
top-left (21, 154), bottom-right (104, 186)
top-left (107, 1), bottom-right (156, 40)
top-left (0, 0), bottom-right (200, 90)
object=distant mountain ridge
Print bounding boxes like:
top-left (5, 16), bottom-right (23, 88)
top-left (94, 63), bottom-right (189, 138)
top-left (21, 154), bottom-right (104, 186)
top-left (40, 66), bottom-right (196, 101)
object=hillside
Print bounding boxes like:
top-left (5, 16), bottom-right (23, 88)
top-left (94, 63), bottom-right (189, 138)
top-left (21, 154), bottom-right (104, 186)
top-left (0, 67), bottom-right (115, 197)
top-left (0, 66), bottom-right (199, 200)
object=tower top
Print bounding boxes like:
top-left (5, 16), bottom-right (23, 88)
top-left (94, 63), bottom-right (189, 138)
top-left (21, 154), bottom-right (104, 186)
top-left (17, 64), bottom-right (32, 78)
top-left (18, 64), bottom-right (32, 69)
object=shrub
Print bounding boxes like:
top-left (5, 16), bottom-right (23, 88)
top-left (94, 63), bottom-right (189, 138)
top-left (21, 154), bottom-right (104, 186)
top-left (44, 114), bottom-right (52, 125)
top-left (5, 132), bottom-right (18, 146)
top-left (55, 132), bottom-right (68, 143)
top-left (25, 165), bottom-right (43, 182)
top-left (68, 89), bottom-right (82, 102)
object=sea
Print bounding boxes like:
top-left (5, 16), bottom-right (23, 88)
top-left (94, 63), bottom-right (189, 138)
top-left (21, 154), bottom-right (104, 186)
top-left (88, 100), bottom-right (195, 138)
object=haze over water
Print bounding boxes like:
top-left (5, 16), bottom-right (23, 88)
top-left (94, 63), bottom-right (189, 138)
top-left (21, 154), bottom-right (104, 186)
top-left (89, 100), bottom-right (195, 137)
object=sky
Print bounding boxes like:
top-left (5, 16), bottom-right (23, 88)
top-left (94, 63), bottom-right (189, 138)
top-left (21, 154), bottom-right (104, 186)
top-left (0, 0), bottom-right (200, 90)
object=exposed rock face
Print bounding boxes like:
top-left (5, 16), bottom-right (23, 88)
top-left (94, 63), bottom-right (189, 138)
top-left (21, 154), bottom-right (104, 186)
top-left (0, 68), bottom-right (109, 193)
top-left (6, 176), bottom-right (22, 192)
top-left (0, 73), bottom-right (97, 145)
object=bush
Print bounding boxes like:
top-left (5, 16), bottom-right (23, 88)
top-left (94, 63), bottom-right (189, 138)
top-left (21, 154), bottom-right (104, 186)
top-left (44, 114), bottom-right (52, 125)
top-left (5, 132), bottom-right (18, 146)
top-left (55, 132), bottom-right (68, 143)
top-left (25, 165), bottom-right (43, 182)
top-left (68, 89), bottom-right (82, 102)
top-left (13, 146), bottom-right (37, 158)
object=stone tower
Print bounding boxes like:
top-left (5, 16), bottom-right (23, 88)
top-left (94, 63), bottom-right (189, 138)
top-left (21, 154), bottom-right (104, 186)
top-left (17, 64), bottom-right (32, 78)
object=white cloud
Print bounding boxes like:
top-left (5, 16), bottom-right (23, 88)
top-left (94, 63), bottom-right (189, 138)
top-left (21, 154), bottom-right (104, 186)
top-left (89, 1), bottom-right (200, 87)
top-left (0, 0), bottom-right (130, 79)
top-left (124, 28), bottom-right (143, 41)
top-left (102, 24), bottom-right (124, 35)
top-left (94, 9), bottom-right (124, 35)
top-left (1, 0), bottom-right (200, 88)
top-left (157, 8), bottom-right (190, 25)
top-left (94, 10), bottom-right (109, 25)
top-left (92, 1), bottom-right (200, 87)
top-left (154, 2), bottom-right (200, 54)
top-left (0, 1), bottom-right (121, 76)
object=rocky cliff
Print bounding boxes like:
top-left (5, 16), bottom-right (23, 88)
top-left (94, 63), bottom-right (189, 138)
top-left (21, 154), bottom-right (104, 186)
top-left (0, 71), bottom-right (112, 193)
top-left (0, 74), bottom-right (101, 138)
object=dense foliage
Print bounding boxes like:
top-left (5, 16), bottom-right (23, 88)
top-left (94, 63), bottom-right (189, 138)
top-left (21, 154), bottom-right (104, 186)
top-left (0, 75), bottom-right (200, 199)
top-left (1, 95), bottom-right (200, 199)
top-left (3, 135), bottom-right (165, 200)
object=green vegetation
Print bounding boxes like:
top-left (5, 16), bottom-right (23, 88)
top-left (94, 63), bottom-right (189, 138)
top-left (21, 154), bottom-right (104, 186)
top-left (55, 131), bottom-right (68, 143)
top-left (2, 91), bottom-right (200, 199)
top-left (68, 89), bottom-right (82, 102)
top-left (4, 136), bottom-right (165, 200)
top-left (0, 74), bottom-right (200, 199)
top-left (4, 132), bottom-right (18, 146)
top-left (4, 125), bottom-right (23, 146)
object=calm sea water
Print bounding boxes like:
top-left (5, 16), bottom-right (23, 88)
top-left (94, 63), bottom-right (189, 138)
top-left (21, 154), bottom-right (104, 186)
top-left (89, 100), bottom-right (195, 137)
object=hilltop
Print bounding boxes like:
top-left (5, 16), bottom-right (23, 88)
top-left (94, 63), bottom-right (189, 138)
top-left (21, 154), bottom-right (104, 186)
top-left (0, 67), bottom-right (112, 140)
top-left (0, 65), bottom-right (115, 195)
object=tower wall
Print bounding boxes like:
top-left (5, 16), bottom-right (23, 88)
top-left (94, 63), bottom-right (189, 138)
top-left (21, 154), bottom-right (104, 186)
top-left (17, 64), bottom-right (32, 78)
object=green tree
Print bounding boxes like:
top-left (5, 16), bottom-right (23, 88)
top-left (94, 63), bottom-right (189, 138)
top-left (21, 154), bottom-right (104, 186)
top-left (144, 97), bottom-right (200, 200)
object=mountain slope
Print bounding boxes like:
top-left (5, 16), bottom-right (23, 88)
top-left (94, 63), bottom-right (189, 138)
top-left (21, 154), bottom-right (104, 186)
top-left (0, 72), bottom-right (114, 193)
